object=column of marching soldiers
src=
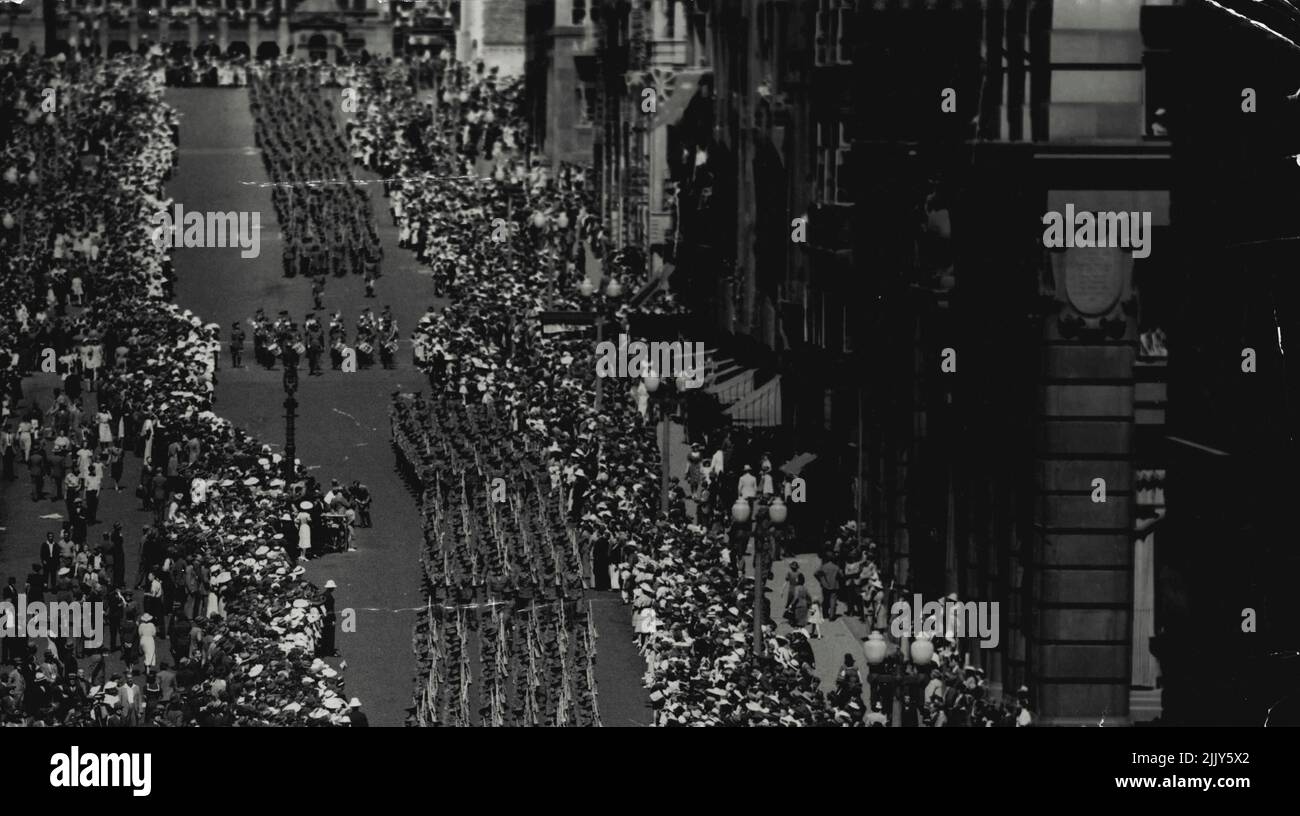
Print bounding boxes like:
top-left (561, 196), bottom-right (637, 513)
top-left (233, 63), bottom-right (398, 375)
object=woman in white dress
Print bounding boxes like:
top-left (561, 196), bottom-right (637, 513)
top-left (141, 415), bottom-right (155, 463)
top-left (96, 409), bottom-right (113, 448)
top-left (84, 340), bottom-right (102, 389)
top-left (206, 570), bottom-right (227, 620)
top-left (138, 612), bottom-right (158, 670)
top-left (296, 504), bottom-right (313, 561)
top-left (17, 420), bottom-right (32, 461)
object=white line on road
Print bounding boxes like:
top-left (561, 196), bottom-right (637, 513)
top-left (332, 408), bottom-right (362, 426)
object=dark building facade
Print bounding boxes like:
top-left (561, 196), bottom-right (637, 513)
top-left (524, 0), bottom-right (597, 167)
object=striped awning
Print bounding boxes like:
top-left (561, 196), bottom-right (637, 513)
top-left (725, 375), bottom-right (782, 427)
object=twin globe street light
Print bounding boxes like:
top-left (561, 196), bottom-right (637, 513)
top-left (730, 493), bottom-right (787, 658)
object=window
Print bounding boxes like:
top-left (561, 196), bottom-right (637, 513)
top-left (575, 84), bottom-right (594, 127)
top-left (815, 0), bottom-right (832, 67)
top-left (816, 0), bottom-right (855, 67)
top-left (816, 122), bottom-right (829, 204)
top-left (816, 122), bottom-right (854, 205)
top-left (836, 0), bottom-right (855, 64)
top-left (835, 122), bottom-right (854, 203)
top-left (572, 0), bottom-right (587, 26)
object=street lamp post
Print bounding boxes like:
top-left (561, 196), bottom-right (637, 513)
top-left (863, 630), bottom-right (932, 726)
top-left (758, 497), bottom-right (787, 657)
top-left (730, 496), bottom-right (787, 658)
top-left (731, 496), bottom-right (755, 651)
top-left (282, 362), bottom-right (298, 482)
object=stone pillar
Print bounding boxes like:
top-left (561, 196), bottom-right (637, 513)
top-left (1032, 191), bottom-right (1140, 725)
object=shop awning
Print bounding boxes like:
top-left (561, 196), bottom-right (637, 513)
top-left (725, 375), bottom-right (782, 427)
top-left (653, 70), bottom-right (710, 130)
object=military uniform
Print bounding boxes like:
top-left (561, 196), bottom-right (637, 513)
top-left (229, 323), bottom-right (245, 368)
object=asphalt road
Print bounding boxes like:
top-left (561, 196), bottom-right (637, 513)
top-left (159, 87), bottom-right (649, 726)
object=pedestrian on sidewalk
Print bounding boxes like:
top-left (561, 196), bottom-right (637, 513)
top-left (814, 554), bottom-right (841, 622)
top-left (84, 458), bottom-right (103, 524)
top-left (737, 464), bottom-right (757, 508)
top-left (40, 533), bottom-right (57, 586)
top-left (110, 523), bottom-right (126, 588)
top-left (1, 424), bottom-right (14, 480)
top-left (807, 600), bottom-right (824, 639)
top-left (28, 447), bottom-right (46, 501)
top-left (789, 573), bottom-right (811, 632)
top-left (107, 443), bottom-right (124, 490)
top-left (783, 561), bottom-right (801, 622)
top-left (834, 653), bottom-right (864, 708)
top-left (843, 546), bottom-right (865, 619)
top-left (106, 587), bottom-right (125, 651)
top-left (138, 613), bottom-right (157, 671)
top-left (120, 609), bottom-right (138, 668)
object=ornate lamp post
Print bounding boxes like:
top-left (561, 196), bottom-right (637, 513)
top-left (755, 497), bottom-right (787, 656)
top-left (730, 496), bottom-right (756, 654)
top-left (282, 360), bottom-right (298, 482)
top-left (864, 630), bottom-right (933, 726)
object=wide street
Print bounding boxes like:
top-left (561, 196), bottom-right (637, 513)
top-left (1, 86), bottom-right (649, 727)
top-left (164, 87), bottom-right (650, 726)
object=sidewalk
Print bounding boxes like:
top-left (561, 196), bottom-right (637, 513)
top-left (668, 425), bottom-right (873, 706)
top-left (0, 372), bottom-right (167, 682)
top-left (765, 554), bottom-right (872, 710)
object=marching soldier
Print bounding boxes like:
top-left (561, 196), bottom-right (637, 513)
top-left (229, 322), bottom-right (245, 368)
top-left (306, 317), bottom-right (325, 376)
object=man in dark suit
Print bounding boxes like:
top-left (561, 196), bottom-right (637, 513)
top-left (28, 448), bottom-right (46, 501)
top-left (1, 577), bottom-right (18, 664)
top-left (346, 698), bottom-right (368, 727)
top-left (39, 532), bottom-right (57, 587)
top-left (317, 580), bottom-right (337, 657)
